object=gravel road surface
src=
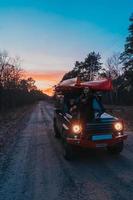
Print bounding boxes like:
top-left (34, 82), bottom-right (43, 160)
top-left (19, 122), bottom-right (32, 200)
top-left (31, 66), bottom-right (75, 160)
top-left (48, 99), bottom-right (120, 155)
top-left (0, 101), bottom-right (133, 200)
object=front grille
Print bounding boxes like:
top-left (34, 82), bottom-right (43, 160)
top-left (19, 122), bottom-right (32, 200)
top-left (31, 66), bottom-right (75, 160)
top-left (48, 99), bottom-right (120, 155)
top-left (86, 122), bottom-right (113, 134)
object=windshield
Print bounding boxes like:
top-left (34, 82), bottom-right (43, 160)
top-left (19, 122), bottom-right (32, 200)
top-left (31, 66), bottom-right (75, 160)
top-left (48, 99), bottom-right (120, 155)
top-left (92, 97), bottom-right (104, 118)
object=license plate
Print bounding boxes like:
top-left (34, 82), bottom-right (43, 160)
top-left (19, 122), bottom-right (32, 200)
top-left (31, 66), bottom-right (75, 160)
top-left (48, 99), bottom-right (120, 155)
top-left (96, 143), bottom-right (107, 147)
top-left (92, 134), bottom-right (112, 141)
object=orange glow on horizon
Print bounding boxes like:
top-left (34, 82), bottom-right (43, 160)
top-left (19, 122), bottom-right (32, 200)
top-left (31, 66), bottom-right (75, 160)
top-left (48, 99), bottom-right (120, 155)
top-left (25, 70), bottom-right (66, 82)
top-left (25, 70), bottom-right (66, 96)
top-left (43, 87), bottom-right (54, 96)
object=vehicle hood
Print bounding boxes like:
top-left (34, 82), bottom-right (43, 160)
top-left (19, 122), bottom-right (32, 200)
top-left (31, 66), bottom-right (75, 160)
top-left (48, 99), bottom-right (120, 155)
top-left (99, 112), bottom-right (117, 122)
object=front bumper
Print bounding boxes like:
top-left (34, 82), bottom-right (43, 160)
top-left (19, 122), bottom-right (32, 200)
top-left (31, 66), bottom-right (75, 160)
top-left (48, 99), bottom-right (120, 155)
top-left (66, 134), bottom-right (128, 148)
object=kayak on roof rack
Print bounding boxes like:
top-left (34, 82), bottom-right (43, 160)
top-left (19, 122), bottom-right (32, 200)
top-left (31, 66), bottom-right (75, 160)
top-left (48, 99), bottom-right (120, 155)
top-left (53, 77), bottom-right (127, 160)
top-left (55, 78), bottom-right (113, 92)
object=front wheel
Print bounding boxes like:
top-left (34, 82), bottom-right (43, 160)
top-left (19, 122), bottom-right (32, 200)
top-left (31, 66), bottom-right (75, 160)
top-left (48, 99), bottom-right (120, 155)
top-left (53, 118), bottom-right (60, 138)
top-left (63, 142), bottom-right (74, 160)
top-left (107, 141), bottom-right (124, 154)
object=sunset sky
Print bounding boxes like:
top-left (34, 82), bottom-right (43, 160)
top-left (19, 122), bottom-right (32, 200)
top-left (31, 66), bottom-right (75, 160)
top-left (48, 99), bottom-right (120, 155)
top-left (0, 0), bottom-right (132, 95)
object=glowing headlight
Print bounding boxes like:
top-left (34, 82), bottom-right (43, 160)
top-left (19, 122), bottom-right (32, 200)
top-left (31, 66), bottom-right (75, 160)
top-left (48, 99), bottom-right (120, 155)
top-left (72, 124), bottom-right (82, 134)
top-left (114, 122), bottom-right (123, 132)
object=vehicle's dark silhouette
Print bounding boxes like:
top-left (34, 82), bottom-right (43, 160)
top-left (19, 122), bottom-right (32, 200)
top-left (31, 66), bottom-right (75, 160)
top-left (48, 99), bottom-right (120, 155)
top-left (54, 78), bottom-right (128, 160)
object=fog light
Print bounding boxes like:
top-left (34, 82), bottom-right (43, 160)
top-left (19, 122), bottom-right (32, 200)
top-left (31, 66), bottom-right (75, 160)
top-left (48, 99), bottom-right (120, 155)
top-left (116, 132), bottom-right (122, 137)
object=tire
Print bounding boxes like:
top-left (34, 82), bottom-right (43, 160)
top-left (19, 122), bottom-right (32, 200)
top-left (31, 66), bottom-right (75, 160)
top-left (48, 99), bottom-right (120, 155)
top-left (53, 118), bottom-right (60, 138)
top-left (107, 141), bottom-right (124, 154)
top-left (63, 142), bottom-right (74, 160)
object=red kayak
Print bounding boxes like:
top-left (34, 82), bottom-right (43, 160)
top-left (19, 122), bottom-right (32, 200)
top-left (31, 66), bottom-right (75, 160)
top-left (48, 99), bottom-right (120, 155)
top-left (55, 78), bottom-right (113, 92)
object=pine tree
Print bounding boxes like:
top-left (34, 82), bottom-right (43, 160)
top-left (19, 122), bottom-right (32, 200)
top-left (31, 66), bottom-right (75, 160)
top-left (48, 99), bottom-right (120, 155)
top-left (62, 52), bottom-right (102, 81)
top-left (122, 14), bottom-right (133, 89)
top-left (83, 52), bottom-right (102, 81)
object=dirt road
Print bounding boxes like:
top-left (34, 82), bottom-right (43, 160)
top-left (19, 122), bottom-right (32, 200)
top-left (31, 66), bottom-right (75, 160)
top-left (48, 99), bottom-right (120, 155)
top-left (0, 101), bottom-right (133, 200)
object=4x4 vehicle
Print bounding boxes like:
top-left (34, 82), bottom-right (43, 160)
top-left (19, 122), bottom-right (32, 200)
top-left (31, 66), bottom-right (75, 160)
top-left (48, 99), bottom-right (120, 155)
top-left (53, 78), bottom-right (128, 160)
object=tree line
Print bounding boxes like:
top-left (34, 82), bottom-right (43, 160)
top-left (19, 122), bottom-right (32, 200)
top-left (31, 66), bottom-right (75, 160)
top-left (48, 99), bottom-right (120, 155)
top-left (61, 13), bottom-right (133, 105)
top-left (0, 51), bottom-right (47, 110)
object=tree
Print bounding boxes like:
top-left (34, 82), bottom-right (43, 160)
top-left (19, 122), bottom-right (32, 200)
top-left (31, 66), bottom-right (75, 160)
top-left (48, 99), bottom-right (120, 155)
top-left (121, 13), bottom-right (133, 90)
top-left (83, 52), bottom-right (102, 81)
top-left (0, 50), bottom-right (47, 110)
top-left (106, 53), bottom-right (122, 79)
top-left (0, 50), bottom-right (10, 87)
top-left (62, 51), bottom-right (102, 81)
top-left (26, 77), bottom-right (37, 91)
top-left (104, 53), bottom-right (124, 104)
top-left (0, 51), bottom-right (22, 89)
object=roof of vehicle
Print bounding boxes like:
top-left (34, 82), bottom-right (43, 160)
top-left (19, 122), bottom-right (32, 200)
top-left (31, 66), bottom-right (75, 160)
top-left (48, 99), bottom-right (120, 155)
top-left (55, 77), bottom-right (113, 93)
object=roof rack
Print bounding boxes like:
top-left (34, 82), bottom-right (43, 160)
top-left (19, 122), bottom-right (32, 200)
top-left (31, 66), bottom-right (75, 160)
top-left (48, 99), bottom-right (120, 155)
top-left (55, 77), bottom-right (113, 92)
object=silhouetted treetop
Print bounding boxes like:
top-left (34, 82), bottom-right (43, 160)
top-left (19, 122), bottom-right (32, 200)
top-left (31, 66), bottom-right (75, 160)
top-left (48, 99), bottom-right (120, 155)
top-left (62, 51), bottom-right (102, 82)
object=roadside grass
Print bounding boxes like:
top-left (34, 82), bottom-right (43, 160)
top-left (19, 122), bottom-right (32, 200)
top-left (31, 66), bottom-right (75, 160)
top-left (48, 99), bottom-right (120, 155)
top-left (0, 104), bottom-right (34, 151)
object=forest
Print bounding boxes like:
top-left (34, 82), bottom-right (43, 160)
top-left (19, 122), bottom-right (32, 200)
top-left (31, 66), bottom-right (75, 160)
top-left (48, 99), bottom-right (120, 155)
top-left (0, 51), bottom-right (47, 110)
top-left (61, 14), bottom-right (133, 105)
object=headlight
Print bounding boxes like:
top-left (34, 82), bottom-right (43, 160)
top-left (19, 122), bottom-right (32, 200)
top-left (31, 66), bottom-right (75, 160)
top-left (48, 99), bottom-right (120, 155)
top-left (114, 122), bottom-right (123, 131)
top-left (72, 124), bottom-right (82, 134)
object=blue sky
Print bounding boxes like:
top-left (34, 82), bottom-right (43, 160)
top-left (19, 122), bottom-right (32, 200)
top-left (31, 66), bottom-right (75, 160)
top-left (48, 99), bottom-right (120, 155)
top-left (0, 0), bottom-right (132, 90)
